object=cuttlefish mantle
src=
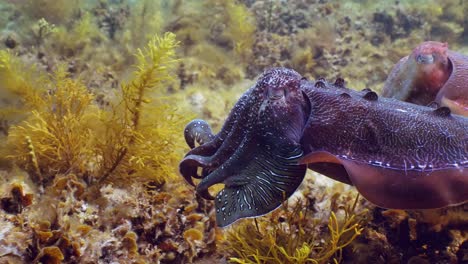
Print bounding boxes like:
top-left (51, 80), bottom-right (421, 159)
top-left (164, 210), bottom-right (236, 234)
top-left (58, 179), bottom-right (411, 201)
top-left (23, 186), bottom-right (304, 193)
top-left (180, 68), bottom-right (468, 227)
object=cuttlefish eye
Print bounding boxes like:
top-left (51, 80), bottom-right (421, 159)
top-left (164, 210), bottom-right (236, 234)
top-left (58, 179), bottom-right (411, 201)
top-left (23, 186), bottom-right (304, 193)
top-left (416, 53), bottom-right (434, 64)
top-left (268, 87), bottom-right (285, 100)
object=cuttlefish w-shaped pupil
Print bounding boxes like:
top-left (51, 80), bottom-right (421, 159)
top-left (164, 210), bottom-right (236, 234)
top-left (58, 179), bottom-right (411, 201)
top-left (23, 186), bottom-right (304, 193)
top-left (268, 88), bottom-right (285, 100)
top-left (417, 53), bottom-right (434, 64)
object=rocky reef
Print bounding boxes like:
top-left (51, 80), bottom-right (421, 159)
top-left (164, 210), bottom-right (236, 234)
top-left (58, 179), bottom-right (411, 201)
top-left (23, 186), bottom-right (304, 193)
top-left (0, 0), bottom-right (466, 263)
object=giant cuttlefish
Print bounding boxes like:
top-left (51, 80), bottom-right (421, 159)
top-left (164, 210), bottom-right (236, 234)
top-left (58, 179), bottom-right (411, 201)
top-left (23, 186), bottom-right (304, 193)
top-left (180, 67), bottom-right (467, 227)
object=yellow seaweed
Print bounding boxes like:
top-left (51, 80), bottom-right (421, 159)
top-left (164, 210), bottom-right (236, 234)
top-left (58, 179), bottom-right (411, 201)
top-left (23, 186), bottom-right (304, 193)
top-left (95, 32), bottom-right (188, 185)
top-left (224, 196), bottom-right (366, 264)
top-left (6, 32), bottom-right (190, 187)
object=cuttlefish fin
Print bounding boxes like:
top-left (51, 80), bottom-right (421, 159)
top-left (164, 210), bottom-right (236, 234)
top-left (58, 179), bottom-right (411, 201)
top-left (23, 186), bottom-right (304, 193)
top-left (341, 160), bottom-right (467, 209)
top-left (300, 151), bottom-right (467, 209)
top-left (214, 143), bottom-right (306, 227)
top-left (299, 151), bottom-right (352, 185)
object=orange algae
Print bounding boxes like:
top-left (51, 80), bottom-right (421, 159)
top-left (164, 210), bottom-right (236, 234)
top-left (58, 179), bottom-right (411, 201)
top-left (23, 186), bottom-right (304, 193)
top-left (34, 246), bottom-right (65, 264)
top-left (0, 182), bottom-right (33, 214)
top-left (184, 228), bottom-right (204, 241)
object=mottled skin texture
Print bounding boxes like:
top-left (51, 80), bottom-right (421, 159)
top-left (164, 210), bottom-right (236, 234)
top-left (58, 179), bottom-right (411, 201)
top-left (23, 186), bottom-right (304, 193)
top-left (180, 69), bottom-right (309, 226)
top-left (184, 119), bottom-right (215, 149)
top-left (181, 68), bottom-right (468, 227)
top-left (383, 41), bottom-right (468, 116)
top-left (301, 80), bottom-right (467, 209)
top-left (436, 50), bottom-right (468, 116)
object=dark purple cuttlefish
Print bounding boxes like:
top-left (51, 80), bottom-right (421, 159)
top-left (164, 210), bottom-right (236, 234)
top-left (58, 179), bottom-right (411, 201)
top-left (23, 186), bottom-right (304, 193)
top-left (180, 68), bottom-right (468, 227)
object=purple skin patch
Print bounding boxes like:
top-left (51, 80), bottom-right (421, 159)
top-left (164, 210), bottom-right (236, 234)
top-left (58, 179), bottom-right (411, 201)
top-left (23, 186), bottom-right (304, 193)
top-left (180, 68), bottom-right (468, 227)
top-left (383, 41), bottom-right (468, 116)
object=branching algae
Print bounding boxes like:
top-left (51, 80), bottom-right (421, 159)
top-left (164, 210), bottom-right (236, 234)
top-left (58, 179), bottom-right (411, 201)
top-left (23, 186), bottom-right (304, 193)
top-left (6, 32), bottom-right (189, 188)
top-left (224, 196), bottom-right (367, 264)
top-left (95, 32), bottom-right (189, 186)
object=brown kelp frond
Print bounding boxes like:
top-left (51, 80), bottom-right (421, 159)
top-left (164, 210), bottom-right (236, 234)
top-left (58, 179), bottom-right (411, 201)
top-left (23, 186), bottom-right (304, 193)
top-left (224, 195), bottom-right (367, 264)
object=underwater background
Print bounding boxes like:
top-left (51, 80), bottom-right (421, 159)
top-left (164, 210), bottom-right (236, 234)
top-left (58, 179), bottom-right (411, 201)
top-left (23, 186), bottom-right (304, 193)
top-left (0, 0), bottom-right (466, 263)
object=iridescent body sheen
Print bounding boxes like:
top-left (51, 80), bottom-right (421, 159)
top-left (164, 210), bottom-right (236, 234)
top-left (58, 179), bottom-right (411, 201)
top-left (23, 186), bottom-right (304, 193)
top-left (180, 68), bottom-right (468, 227)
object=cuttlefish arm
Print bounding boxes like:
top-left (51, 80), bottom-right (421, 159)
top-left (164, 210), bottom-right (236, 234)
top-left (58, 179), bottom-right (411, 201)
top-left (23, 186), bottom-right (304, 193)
top-left (207, 133), bottom-right (306, 227)
top-left (180, 68), bottom-right (310, 227)
top-left (183, 119), bottom-right (215, 149)
top-left (180, 68), bottom-right (467, 227)
top-left (300, 79), bottom-right (468, 209)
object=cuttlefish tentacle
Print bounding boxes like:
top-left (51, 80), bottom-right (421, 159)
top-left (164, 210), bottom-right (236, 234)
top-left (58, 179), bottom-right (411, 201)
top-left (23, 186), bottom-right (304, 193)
top-left (181, 119), bottom-right (217, 183)
top-left (181, 124), bottom-right (248, 175)
top-left (180, 87), bottom-right (259, 184)
top-left (182, 91), bottom-right (248, 156)
top-left (183, 86), bottom-right (256, 156)
top-left (181, 121), bottom-right (251, 184)
top-left (180, 83), bottom-right (271, 186)
top-left (183, 119), bottom-right (215, 149)
top-left (195, 131), bottom-right (257, 200)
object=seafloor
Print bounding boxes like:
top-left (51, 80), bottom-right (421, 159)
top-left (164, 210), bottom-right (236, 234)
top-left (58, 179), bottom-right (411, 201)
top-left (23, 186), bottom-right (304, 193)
top-left (0, 0), bottom-right (466, 263)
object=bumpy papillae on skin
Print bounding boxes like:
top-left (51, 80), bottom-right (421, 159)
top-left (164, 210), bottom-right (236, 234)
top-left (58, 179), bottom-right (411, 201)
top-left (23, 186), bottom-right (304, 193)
top-left (181, 67), bottom-right (468, 227)
top-left (300, 79), bottom-right (467, 209)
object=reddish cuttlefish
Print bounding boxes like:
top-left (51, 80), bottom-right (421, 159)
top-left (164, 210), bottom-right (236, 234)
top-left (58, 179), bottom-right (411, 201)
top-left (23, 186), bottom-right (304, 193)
top-left (383, 41), bottom-right (468, 116)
